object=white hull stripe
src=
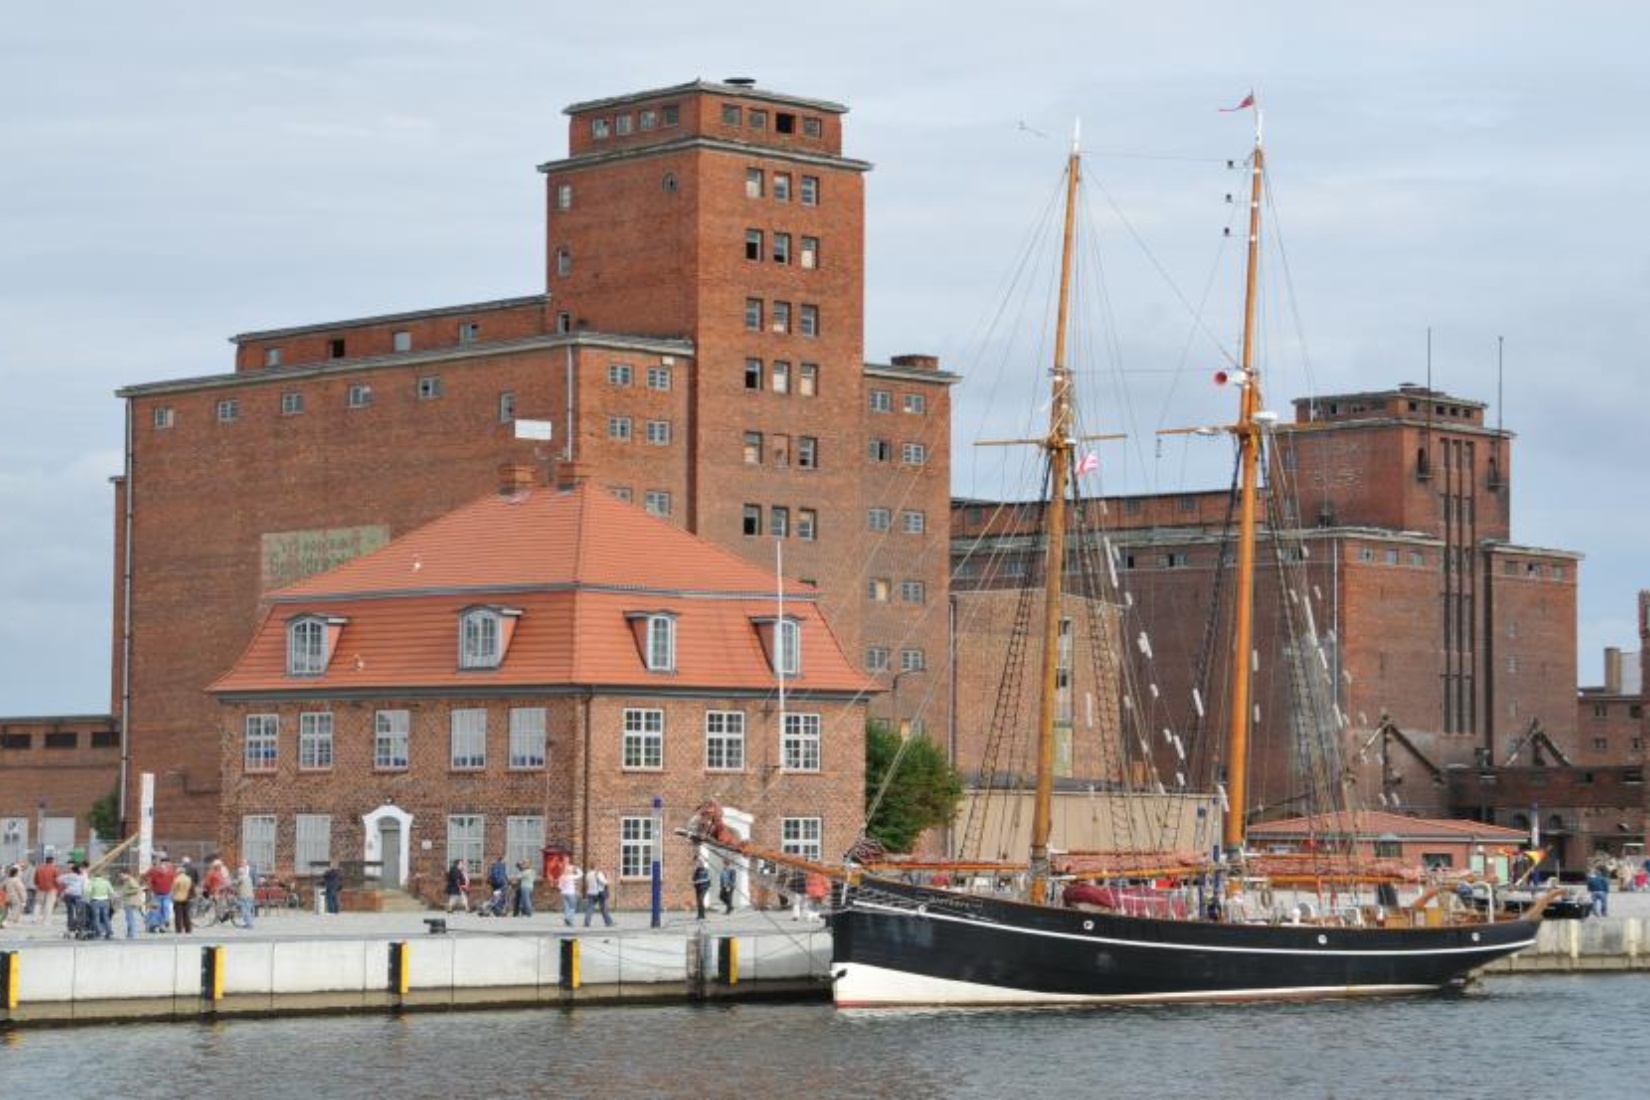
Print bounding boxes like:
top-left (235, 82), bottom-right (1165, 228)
top-left (833, 962), bottom-right (1440, 1007)
top-left (849, 900), bottom-right (1538, 959)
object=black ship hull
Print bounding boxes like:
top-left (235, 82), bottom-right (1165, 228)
top-left (830, 878), bottom-right (1539, 1006)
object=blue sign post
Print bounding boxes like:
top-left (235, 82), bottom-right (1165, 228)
top-left (650, 795), bottom-right (663, 928)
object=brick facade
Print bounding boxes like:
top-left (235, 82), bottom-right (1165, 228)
top-left (0, 715), bottom-right (120, 862)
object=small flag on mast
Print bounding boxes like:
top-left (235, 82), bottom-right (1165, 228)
top-left (1075, 452), bottom-right (1100, 476)
top-left (1221, 92), bottom-right (1256, 112)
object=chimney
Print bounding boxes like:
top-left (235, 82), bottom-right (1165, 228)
top-left (497, 463), bottom-right (536, 497)
top-left (891, 353), bottom-right (939, 371)
top-left (553, 459), bottom-right (590, 491)
top-left (1605, 647), bottom-right (1622, 694)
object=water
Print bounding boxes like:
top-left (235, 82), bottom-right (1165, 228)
top-left (2, 975), bottom-right (1641, 1098)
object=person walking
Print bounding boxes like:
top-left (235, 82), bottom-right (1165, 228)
top-left (18, 856), bottom-right (35, 917)
top-left (444, 860), bottom-right (470, 913)
top-left (322, 864), bottom-right (342, 915)
top-left (59, 863), bottom-right (87, 936)
top-left (33, 855), bottom-right (60, 924)
top-left (3, 864), bottom-right (27, 927)
top-left (692, 861), bottom-right (712, 921)
top-left (513, 861), bottom-right (537, 917)
top-left (117, 872), bottom-right (147, 939)
top-left (557, 862), bottom-right (583, 926)
top-left (719, 863), bottom-right (737, 915)
top-left (171, 863), bottom-right (195, 934)
top-left (145, 859), bottom-right (177, 931)
top-left (235, 861), bottom-right (257, 928)
top-left (583, 867), bottom-right (614, 928)
top-left (86, 867), bottom-right (115, 940)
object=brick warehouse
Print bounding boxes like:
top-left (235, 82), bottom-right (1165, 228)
top-left (952, 383), bottom-right (1581, 822)
top-left (111, 80), bottom-right (954, 847)
top-left (209, 468), bottom-right (869, 903)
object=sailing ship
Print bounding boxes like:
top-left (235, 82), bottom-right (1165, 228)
top-left (690, 102), bottom-right (1545, 1005)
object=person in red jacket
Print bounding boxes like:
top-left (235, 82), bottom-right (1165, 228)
top-left (32, 855), bottom-right (60, 924)
top-left (145, 859), bottom-right (178, 931)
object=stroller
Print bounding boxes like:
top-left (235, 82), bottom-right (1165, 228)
top-left (63, 896), bottom-right (98, 940)
top-left (476, 884), bottom-right (510, 917)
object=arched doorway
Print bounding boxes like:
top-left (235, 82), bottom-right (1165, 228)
top-left (362, 804), bottom-right (413, 887)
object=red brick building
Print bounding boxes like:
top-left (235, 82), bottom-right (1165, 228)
top-left (210, 469), bottom-right (870, 904)
top-left (112, 80), bottom-right (953, 846)
top-left (0, 714), bottom-right (120, 865)
top-left (952, 384), bottom-right (1581, 820)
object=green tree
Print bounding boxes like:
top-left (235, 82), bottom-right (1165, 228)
top-left (87, 787), bottom-right (120, 842)
top-left (864, 722), bottom-right (963, 853)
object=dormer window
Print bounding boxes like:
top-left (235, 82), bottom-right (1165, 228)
top-left (459, 606), bottom-right (521, 670)
top-left (287, 615), bottom-right (346, 677)
top-left (752, 615), bottom-right (802, 679)
top-left (626, 611), bottom-right (677, 672)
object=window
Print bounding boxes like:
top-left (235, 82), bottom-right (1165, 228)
top-left (216, 399), bottom-right (239, 423)
top-left (643, 614), bottom-right (676, 671)
top-left (772, 232), bottom-right (791, 264)
top-left (328, 338), bottom-right (346, 359)
top-left (1162, 552), bottom-right (1189, 568)
top-left (867, 577), bottom-right (891, 602)
top-left (592, 118), bottom-right (611, 138)
top-left (556, 183), bottom-right (572, 210)
top-left (610, 485), bottom-right (632, 502)
top-left (644, 490), bottom-right (671, 517)
top-left (556, 247), bottom-right (572, 276)
top-left (903, 393), bottom-right (926, 414)
top-left (804, 117), bottom-right (822, 137)
top-left (645, 419), bottom-right (672, 446)
top-left (800, 236), bottom-right (818, 269)
top-left (608, 415), bottom-right (633, 442)
top-left (393, 329), bottom-right (412, 352)
top-left (294, 814), bottom-right (330, 875)
top-left (801, 176), bottom-right (819, 205)
top-left (742, 432), bottom-right (763, 465)
top-left (1385, 548), bottom-right (1400, 565)
top-left (417, 375), bottom-right (443, 400)
top-left (281, 392), bottom-right (304, 416)
top-left (745, 298), bottom-right (763, 331)
top-left (745, 229), bottom-right (764, 261)
top-left (782, 817), bottom-right (823, 861)
top-left (772, 301), bottom-right (791, 333)
top-left (799, 304), bottom-right (818, 337)
top-left (44, 732), bottom-right (76, 749)
top-left (622, 708), bottom-right (664, 769)
top-left (748, 109), bottom-right (768, 131)
top-left (902, 510), bottom-right (927, 535)
top-left (797, 509), bottom-right (816, 540)
top-left (288, 618), bottom-right (327, 676)
top-left (647, 365), bottom-right (671, 391)
top-left (374, 710), bottom-right (409, 770)
top-left (498, 391), bottom-right (516, 422)
top-left (773, 173), bottom-right (792, 201)
top-left (799, 362), bottom-right (817, 396)
top-left (447, 814), bottom-right (484, 872)
top-left (901, 442), bottom-right (927, 466)
top-left (776, 619), bottom-right (801, 678)
top-left (450, 708), bottom-right (487, 770)
top-left (868, 439), bottom-right (891, 463)
top-left (724, 104), bottom-right (743, 126)
top-left (244, 715), bottom-right (278, 773)
top-left (152, 406), bottom-right (174, 429)
top-left (298, 712), bottom-right (334, 770)
top-left (347, 383), bottom-right (372, 408)
top-left (770, 505), bottom-right (790, 537)
top-left (609, 362), bottom-right (633, 386)
top-left (866, 647), bottom-right (891, 672)
top-left (868, 508), bottom-right (891, 533)
top-left (706, 711), bottom-right (746, 771)
top-left (745, 167), bottom-right (763, 197)
top-left (460, 608), bottom-right (503, 668)
top-left (742, 504), bottom-right (763, 536)
top-left (662, 104), bottom-right (680, 126)
top-left (901, 648), bottom-right (927, 672)
top-left (869, 389), bottom-right (892, 413)
top-left (509, 707), bottom-right (547, 769)
top-left (744, 358), bottom-right (764, 390)
top-left (901, 580), bottom-right (926, 604)
top-left (507, 816), bottom-right (545, 869)
top-left (615, 114), bottom-right (633, 136)
top-left (772, 360), bottom-right (790, 394)
top-left (263, 348), bottom-right (283, 367)
top-left (772, 435), bottom-right (792, 468)
top-left (639, 108), bottom-right (657, 131)
top-left (798, 436), bottom-right (818, 468)
top-left (783, 713), bottom-right (821, 771)
top-left (620, 816), bottom-right (655, 878)
top-left (242, 816), bottom-right (277, 876)
top-left (556, 311), bottom-right (571, 333)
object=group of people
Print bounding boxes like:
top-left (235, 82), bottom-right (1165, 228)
top-left (443, 856), bottom-right (616, 927)
top-left (0, 852), bottom-right (266, 939)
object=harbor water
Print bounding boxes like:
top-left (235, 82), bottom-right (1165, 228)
top-left (2, 973), bottom-right (1642, 1098)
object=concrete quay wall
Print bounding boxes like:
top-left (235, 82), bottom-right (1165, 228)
top-left (1484, 915), bottom-right (1650, 974)
top-left (0, 929), bottom-right (831, 1027)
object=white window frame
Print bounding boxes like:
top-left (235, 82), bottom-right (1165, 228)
top-left (782, 712), bottom-right (821, 771)
top-left (781, 816), bottom-right (823, 860)
top-left (646, 366), bottom-right (672, 391)
top-left (450, 708), bottom-right (487, 770)
top-left (556, 183), bottom-right (573, 210)
top-left (244, 714), bottom-right (278, 773)
top-left (902, 442), bottom-right (927, 466)
top-left (869, 389), bottom-right (892, 413)
top-left (447, 814), bottom-right (485, 871)
top-left (866, 647), bottom-right (890, 672)
top-left (263, 347), bottom-right (282, 367)
top-left (705, 710), bottom-right (746, 771)
top-left (799, 304), bottom-right (818, 337)
top-left (609, 362), bottom-right (633, 386)
top-left (294, 814), bottom-right (331, 876)
top-left (608, 415), bottom-right (633, 442)
top-left (507, 816), bottom-right (545, 869)
top-left (622, 708), bottom-right (664, 769)
top-left (901, 580), bottom-right (927, 604)
top-left (903, 392), bottom-right (927, 414)
top-left (459, 608), bottom-right (503, 669)
top-left (901, 648), bottom-right (927, 672)
top-left (800, 175), bottom-right (819, 206)
top-left (645, 614), bottom-right (676, 671)
top-left (797, 509), bottom-right (817, 541)
top-left (347, 383), bottom-right (372, 408)
top-left (644, 490), bottom-right (671, 517)
top-left (776, 619), bottom-right (802, 678)
top-left (868, 508), bottom-right (891, 533)
top-left (287, 618), bottom-right (327, 676)
top-left (241, 815), bottom-right (277, 876)
top-left (152, 406), bottom-right (174, 429)
top-left (645, 419), bottom-right (672, 446)
top-left (393, 329), bottom-right (412, 352)
top-left (374, 709), bottom-right (409, 770)
top-left (281, 391), bottom-right (304, 416)
top-left (799, 362), bottom-right (817, 396)
top-left (902, 510), bottom-right (927, 535)
top-left (216, 399), bottom-right (239, 423)
top-left (417, 375), bottom-right (443, 400)
top-left (508, 707), bottom-right (547, 769)
top-left (298, 711), bottom-right (334, 770)
top-left (620, 815), bottom-right (655, 878)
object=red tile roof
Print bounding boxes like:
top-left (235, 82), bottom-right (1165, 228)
top-left (1248, 810), bottom-right (1528, 842)
top-left (211, 483), bottom-right (870, 696)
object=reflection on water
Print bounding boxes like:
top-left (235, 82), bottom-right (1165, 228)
top-left (2, 976), bottom-right (1641, 1099)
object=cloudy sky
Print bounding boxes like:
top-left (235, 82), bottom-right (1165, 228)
top-left (2, 2), bottom-right (1645, 715)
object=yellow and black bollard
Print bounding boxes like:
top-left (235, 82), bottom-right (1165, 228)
top-left (200, 945), bottom-right (225, 1005)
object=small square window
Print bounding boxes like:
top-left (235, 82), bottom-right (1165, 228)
top-left (903, 393), bottom-right (927, 414)
top-left (263, 347), bottom-right (283, 367)
top-left (392, 330), bottom-right (412, 352)
top-left (592, 118), bottom-right (611, 139)
top-left (868, 439), bottom-right (890, 462)
top-left (647, 366), bottom-right (671, 391)
top-left (867, 577), bottom-right (890, 602)
top-left (900, 648), bottom-right (926, 672)
top-left (803, 117), bottom-right (823, 138)
top-left (901, 442), bottom-right (926, 466)
top-left (281, 392), bottom-right (304, 416)
top-left (901, 580), bottom-right (926, 604)
top-left (639, 109), bottom-right (657, 131)
top-left (644, 490), bottom-right (672, 517)
top-left (645, 419), bottom-right (672, 446)
top-left (902, 510), bottom-right (927, 535)
top-left (776, 112), bottom-right (795, 134)
top-left (418, 376), bottom-right (443, 400)
top-left (152, 406), bottom-right (174, 429)
top-left (459, 322), bottom-right (481, 343)
top-left (865, 646), bottom-right (890, 672)
top-left (328, 338), bottom-right (346, 359)
top-left (662, 104), bottom-right (680, 126)
top-left (348, 383), bottom-right (373, 408)
top-left (723, 104), bottom-right (742, 126)
top-left (615, 114), bottom-right (633, 136)
top-left (868, 508), bottom-right (891, 533)
top-left (608, 415), bottom-right (632, 442)
top-left (748, 109), bottom-right (768, 131)
top-left (609, 362), bottom-right (633, 386)
top-left (869, 390), bottom-right (892, 413)
top-left (611, 485), bottom-right (632, 502)
top-left (216, 399), bottom-right (239, 423)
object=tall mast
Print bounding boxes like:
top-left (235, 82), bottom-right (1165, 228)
top-left (1028, 134), bottom-right (1081, 903)
top-left (1223, 114), bottom-right (1265, 858)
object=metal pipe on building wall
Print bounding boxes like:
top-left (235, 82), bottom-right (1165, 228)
top-left (118, 399), bottom-right (135, 831)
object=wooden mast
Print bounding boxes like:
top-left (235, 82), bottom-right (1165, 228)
top-left (1223, 113), bottom-right (1266, 859)
top-left (1028, 136), bottom-right (1082, 903)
